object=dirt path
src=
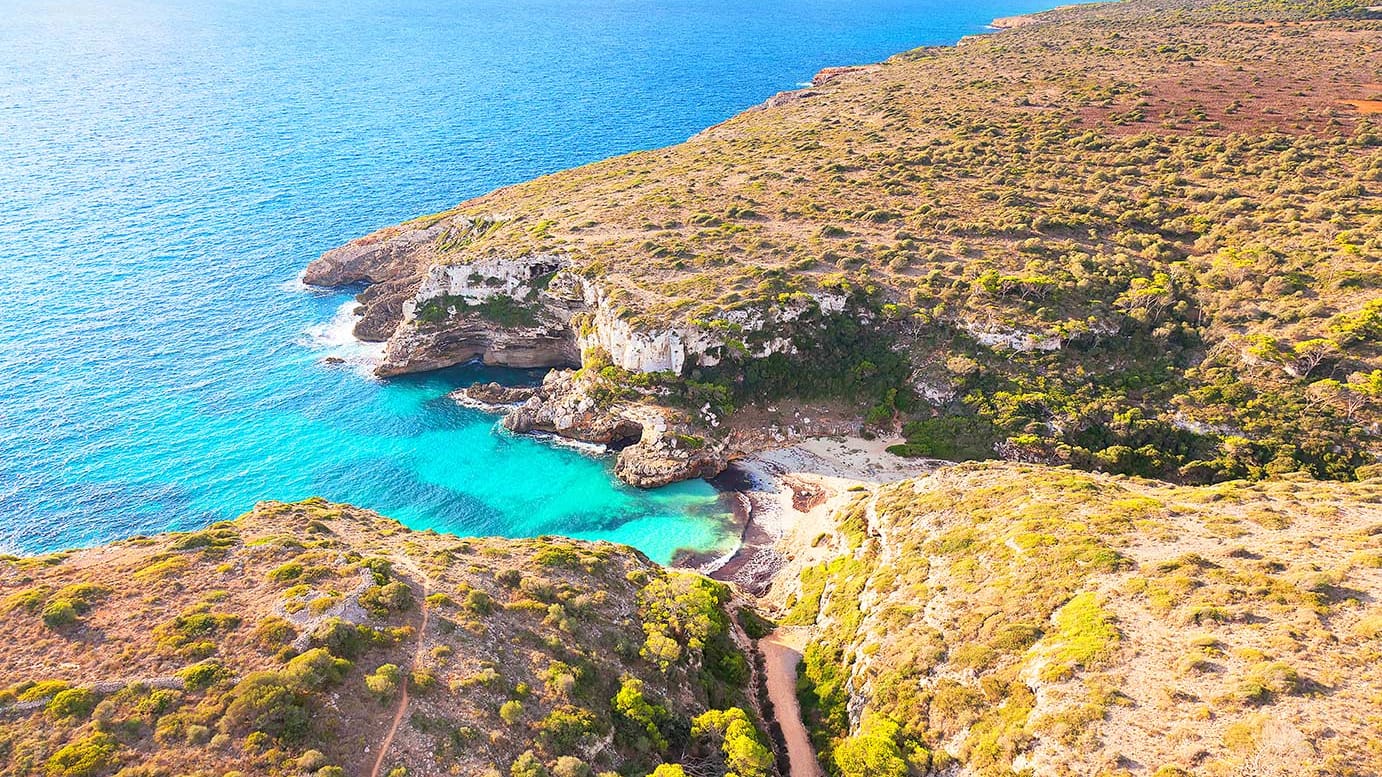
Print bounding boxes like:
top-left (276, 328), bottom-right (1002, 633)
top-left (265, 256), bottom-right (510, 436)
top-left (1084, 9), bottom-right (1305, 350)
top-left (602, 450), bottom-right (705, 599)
top-left (369, 559), bottom-right (432, 777)
top-left (761, 628), bottom-right (823, 777)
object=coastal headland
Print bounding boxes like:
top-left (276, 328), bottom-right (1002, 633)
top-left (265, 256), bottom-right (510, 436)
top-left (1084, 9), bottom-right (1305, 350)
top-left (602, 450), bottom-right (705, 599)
top-left (3, 0), bottom-right (1380, 775)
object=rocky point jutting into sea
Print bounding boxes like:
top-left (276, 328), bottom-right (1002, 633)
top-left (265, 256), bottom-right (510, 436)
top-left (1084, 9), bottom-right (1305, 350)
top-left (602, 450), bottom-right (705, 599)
top-left (305, 0), bottom-right (1380, 490)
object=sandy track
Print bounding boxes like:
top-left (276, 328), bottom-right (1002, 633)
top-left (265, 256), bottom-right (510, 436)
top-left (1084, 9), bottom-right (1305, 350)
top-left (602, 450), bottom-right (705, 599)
top-left (760, 628), bottom-right (823, 777)
top-left (370, 559), bottom-right (432, 777)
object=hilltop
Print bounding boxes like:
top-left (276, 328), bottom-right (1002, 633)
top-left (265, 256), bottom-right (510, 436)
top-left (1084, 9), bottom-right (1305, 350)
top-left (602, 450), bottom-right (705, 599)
top-left (305, 0), bottom-right (1381, 488)
top-left (3, 462), bottom-right (1379, 777)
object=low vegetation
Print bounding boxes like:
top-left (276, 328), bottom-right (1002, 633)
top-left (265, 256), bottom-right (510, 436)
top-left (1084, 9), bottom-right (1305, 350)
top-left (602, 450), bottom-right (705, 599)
top-left (350, 0), bottom-right (1379, 482)
top-left (0, 500), bottom-right (768, 776)
top-left (776, 463), bottom-right (1382, 776)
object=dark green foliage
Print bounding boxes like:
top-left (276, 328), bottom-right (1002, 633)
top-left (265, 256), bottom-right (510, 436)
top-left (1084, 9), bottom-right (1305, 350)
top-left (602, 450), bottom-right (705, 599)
top-left (890, 416), bottom-right (999, 461)
top-left (736, 606), bottom-right (776, 640)
top-left (361, 581), bottom-right (413, 617)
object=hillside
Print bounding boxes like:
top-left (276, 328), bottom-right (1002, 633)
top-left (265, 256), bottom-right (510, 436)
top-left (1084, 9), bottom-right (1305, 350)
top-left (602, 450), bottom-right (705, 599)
top-left (305, 0), bottom-right (1380, 487)
top-left (770, 463), bottom-right (1382, 776)
top-left (0, 501), bottom-right (772, 777)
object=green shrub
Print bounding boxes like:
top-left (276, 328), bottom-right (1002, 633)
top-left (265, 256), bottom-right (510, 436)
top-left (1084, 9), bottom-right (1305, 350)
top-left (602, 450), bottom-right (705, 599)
top-left (691, 707), bottom-right (774, 777)
top-left (833, 717), bottom-right (924, 777)
top-left (366, 664), bottom-right (403, 701)
top-left (47, 688), bottom-right (98, 720)
top-left (616, 677), bottom-right (668, 752)
top-left (42, 599), bottom-right (79, 628)
top-left (284, 648), bottom-right (352, 691)
top-left (510, 750), bottom-right (548, 777)
top-left (499, 699), bottom-right (525, 725)
top-left (220, 673), bottom-right (311, 742)
top-left (19, 680), bottom-right (72, 702)
top-left (736, 606), bottom-right (775, 640)
top-left (361, 582), bottom-right (413, 616)
top-left (551, 756), bottom-right (591, 777)
top-left (178, 661), bottom-right (230, 691)
top-left (538, 705), bottom-right (603, 751)
top-left (252, 616), bottom-right (297, 651)
top-left (46, 732), bottom-right (119, 777)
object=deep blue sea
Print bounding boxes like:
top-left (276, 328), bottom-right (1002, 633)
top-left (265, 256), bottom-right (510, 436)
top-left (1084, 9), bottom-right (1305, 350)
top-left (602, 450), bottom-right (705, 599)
top-left (0, 0), bottom-right (1055, 562)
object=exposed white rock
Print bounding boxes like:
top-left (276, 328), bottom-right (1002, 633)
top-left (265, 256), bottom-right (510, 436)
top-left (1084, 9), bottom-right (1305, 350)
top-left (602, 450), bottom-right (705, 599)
top-left (810, 291), bottom-right (849, 314)
top-left (962, 322), bottom-right (1062, 352)
top-left (403, 254), bottom-right (567, 320)
top-left (911, 374), bottom-right (957, 405)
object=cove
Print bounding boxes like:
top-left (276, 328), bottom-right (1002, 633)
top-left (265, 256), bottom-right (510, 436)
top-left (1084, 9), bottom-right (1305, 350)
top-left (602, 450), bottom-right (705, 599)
top-left (0, 0), bottom-right (1066, 562)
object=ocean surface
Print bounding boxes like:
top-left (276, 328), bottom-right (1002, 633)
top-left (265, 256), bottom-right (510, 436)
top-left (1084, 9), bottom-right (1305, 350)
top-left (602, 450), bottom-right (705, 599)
top-left (0, 0), bottom-right (1056, 562)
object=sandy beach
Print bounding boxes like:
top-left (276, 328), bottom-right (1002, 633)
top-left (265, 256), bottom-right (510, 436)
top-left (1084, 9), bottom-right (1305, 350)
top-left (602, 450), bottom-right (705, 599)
top-left (705, 436), bottom-right (944, 596)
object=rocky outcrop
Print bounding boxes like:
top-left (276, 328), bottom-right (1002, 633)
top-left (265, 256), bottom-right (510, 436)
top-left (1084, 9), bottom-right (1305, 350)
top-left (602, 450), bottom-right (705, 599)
top-left (457, 370), bottom-right (728, 486)
top-left (377, 318), bottom-right (578, 376)
top-left (459, 382), bottom-right (537, 407)
top-left (614, 434), bottom-right (726, 489)
top-left (489, 370), bottom-right (642, 445)
top-left (303, 223), bottom-right (442, 287)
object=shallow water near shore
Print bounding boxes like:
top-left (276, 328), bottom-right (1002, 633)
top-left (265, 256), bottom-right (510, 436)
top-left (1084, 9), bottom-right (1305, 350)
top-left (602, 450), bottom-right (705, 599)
top-left (0, 0), bottom-right (1063, 562)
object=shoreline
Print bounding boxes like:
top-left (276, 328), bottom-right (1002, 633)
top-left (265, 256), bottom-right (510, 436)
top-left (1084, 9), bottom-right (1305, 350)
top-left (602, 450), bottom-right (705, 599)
top-left (698, 437), bottom-right (947, 596)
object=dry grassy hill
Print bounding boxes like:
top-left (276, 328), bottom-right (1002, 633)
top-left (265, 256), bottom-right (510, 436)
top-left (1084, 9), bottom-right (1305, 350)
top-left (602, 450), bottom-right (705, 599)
top-left (0, 502), bottom-right (772, 777)
top-left (771, 463), bottom-right (1382, 776)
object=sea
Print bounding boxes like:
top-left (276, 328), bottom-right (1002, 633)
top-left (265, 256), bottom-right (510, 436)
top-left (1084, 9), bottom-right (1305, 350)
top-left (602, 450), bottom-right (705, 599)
top-left (0, 0), bottom-right (1057, 563)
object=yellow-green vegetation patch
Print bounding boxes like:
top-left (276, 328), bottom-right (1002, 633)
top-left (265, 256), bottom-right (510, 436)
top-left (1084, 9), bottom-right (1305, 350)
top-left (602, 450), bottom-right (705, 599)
top-left (788, 462), bottom-right (1382, 775)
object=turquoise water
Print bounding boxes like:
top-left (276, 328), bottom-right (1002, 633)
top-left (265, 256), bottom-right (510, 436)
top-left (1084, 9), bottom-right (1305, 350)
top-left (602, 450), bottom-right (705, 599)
top-left (0, 0), bottom-right (1054, 561)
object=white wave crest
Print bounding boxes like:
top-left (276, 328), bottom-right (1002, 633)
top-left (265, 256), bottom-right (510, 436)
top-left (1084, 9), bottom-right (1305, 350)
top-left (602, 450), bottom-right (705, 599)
top-left (300, 299), bottom-right (385, 376)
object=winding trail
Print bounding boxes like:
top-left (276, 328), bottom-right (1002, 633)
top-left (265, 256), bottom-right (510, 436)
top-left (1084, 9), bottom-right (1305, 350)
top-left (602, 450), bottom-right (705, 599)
top-left (370, 558), bottom-right (432, 777)
top-left (761, 628), bottom-right (823, 777)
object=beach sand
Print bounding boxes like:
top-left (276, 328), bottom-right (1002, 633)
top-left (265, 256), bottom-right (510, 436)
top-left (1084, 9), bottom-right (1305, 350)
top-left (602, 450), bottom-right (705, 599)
top-left (705, 436), bottom-right (944, 595)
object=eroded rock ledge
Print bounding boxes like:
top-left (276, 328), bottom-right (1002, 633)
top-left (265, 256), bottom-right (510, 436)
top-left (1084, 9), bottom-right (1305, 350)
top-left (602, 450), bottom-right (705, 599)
top-left (455, 371), bottom-right (727, 488)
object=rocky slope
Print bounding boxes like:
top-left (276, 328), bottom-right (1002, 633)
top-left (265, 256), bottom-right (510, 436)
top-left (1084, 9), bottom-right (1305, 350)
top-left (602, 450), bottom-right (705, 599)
top-left (767, 463), bottom-right (1382, 777)
top-left (0, 501), bottom-right (774, 777)
top-left (305, 0), bottom-right (1381, 487)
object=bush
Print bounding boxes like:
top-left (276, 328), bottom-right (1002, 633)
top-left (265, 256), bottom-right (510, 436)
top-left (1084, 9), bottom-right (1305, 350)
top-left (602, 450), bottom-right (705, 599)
top-left (691, 707), bottom-right (774, 777)
top-left (42, 600), bottom-right (79, 628)
top-left (47, 688), bottom-right (98, 720)
top-left (833, 717), bottom-right (919, 777)
top-left (537, 705), bottom-right (602, 751)
top-left (310, 617), bottom-right (367, 658)
top-left (46, 732), bottom-right (119, 777)
top-left (499, 699), bottom-right (525, 725)
top-left (361, 582), bottom-right (413, 616)
top-left (365, 664), bottom-right (403, 701)
top-left (284, 648), bottom-right (352, 691)
top-left (613, 678), bottom-right (668, 753)
top-left (178, 661), bottom-right (230, 691)
top-left (1235, 661), bottom-right (1302, 705)
top-left (220, 673), bottom-right (311, 742)
top-left (551, 757), bottom-right (591, 777)
top-left (736, 606), bottom-right (776, 640)
top-left (252, 616), bottom-right (297, 651)
top-left (510, 751), bottom-right (548, 777)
